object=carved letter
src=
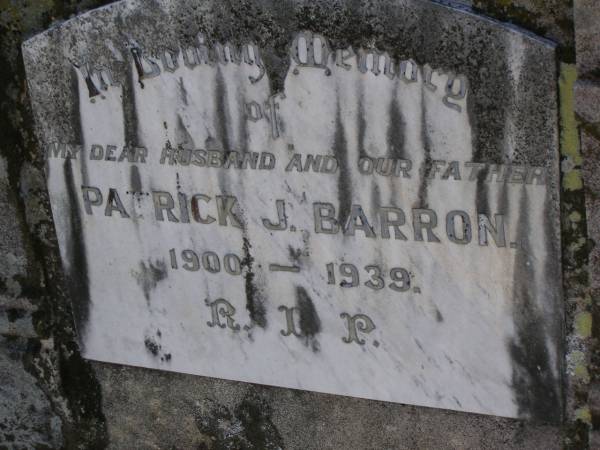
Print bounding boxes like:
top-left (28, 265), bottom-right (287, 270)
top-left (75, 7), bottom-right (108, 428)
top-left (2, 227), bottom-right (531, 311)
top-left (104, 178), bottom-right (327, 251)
top-left (104, 188), bottom-right (130, 218)
top-left (399, 59), bottom-right (418, 83)
top-left (81, 186), bottom-right (103, 215)
top-left (478, 213), bottom-right (506, 247)
top-left (446, 210), bottom-right (472, 245)
top-left (215, 195), bottom-right (243, 228)
top-left (340, 313), bottom-right (376, 345)
top-left (380, 207), bottom-right (408, 240)
top-left (412, 208), bottom-right (441, 243)
top-left (191, 194), bottom-right (215, 224)
top-left (262, 199), bottom-right (287, 230)
top-left (314, 202), bottom-right (339, 234)
top-left (422, 64), bottom-right (442, 91)
top-left (278, 305), bottom-right (302, 337)
top-left (131, 47), bottom-right (160, 85)
top-left (245, 101), bottom-right (263, 122)
top-left (285, 154), bottom-right (303, 172)
top-left (194, 33), bottom-right (215, 66)
top-left (357, 49), bottom-right (383, 76)
top-left (75, 63), bottom-right (119, 98)
top-left (181, 43), bottom-right (199, 69)
top-left (264, 93), bottom-right (285, 139)
top-left (160, 48), bottom-right (180, 73)
top-left (290, 31), bottom-right (332, 75)
top-left (443, 73), bottom-right (468, 112)
top-left (344, 205), bottom-right (375, 238)
top-left (206, 298), bottom-right (240, 330)
top-left (335, 47), bottom-right (355, 70)
top-left (242, 43), bottom-right (266, 83)
top-left (47, 142), bottom-right (66, 159)
top-left (153, 191), bottom-right (179, 223)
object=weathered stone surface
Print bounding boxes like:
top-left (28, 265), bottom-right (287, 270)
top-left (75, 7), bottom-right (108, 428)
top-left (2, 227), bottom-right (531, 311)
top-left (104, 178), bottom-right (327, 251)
top-left (574, 0), bottom-right (600, 440)
top-left (575, 80), bottom-right (600, 124)
top-left (579, 129), bottom-right (600, 304)
top-left (582, 132), bottom-right (600, 305)
top-left (574, 0), bottom-right (600, 78)
top-left (0, 337), bottom-right (63, 449)
top-left (22, 0), bottom-right (563, 422)
top-left (1, 2), bottom-right (110, 447)
top-left (474, 0), bottom-right (573, 59)
top-left (0, 157), bottom-right (28, 301)
top-left (582, 132), bottom-right (600, 200)
top-left (589, 381), bottom-right (600, 415)
top-left (591, 430), bottom-right (600, 450)
top-left (94, 360), bottom-right (563, 450)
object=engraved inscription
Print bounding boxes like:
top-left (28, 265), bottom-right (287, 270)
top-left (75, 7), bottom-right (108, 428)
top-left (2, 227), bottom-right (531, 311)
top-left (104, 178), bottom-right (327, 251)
top-left (25, 9), bottom-right (562, 421)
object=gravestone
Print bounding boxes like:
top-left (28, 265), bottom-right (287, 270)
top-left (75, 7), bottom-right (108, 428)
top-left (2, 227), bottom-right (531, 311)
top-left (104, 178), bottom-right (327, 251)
top-left (22, 0), bottom-right (563, 421)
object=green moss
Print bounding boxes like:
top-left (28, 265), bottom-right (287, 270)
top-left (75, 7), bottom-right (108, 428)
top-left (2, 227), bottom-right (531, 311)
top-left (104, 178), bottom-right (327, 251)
top-left (569, 350), bottom-right (589, 383)
top-left (560, 64), bottom-right (581, 164)
top-left (559, 61), bottom-right (593, 448)
top-left (564, 170), bottom-right (583, 191)
top-left (568, 211), bottom-right (582, 223)
top-left (559, 63), bottom-right (589, 270)
top-left (575, 312), bottom-right (592, 338)
top-left (575, 407), bottom-right (592, 424)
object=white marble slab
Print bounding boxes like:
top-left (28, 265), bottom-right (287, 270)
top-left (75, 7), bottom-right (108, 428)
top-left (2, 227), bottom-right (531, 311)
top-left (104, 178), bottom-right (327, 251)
top-left (22, 0), bottom-right (563, 421)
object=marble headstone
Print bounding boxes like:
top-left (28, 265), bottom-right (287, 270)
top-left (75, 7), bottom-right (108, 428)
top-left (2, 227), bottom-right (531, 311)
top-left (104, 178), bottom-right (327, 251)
top-left (23, 0), bottom-right (563, 421)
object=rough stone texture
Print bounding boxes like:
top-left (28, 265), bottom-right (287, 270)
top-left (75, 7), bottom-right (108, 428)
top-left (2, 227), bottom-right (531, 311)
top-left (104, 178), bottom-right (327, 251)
top-left (558, 62), bottom-right (593, 448)
top-left (582, 132), bottom-right (600, 207)
top-left (575, 81), bottom-right (600, 124)
top-left (580, 128), bottom-right (600, 439)
top-left (474, 0), bottom-right (574, 59)
top-left (574, 0), bottom-right (600, 78)
top-left (0, 337), bottom-right (63, 449)
top-left (0, 0), bottom-right (594, 449)
top-left (582, 132), bottom-right (600, 299)
top-left (0, 154), bottom-right (61, 448)
top-left (590, 381), bottom-right (600, 416)
top-left (0, 1), bottom-right (109, 448)
top-left (0, 156), bottom-right (35, 338)
top-left (590, 430), bottom-right (600, 450)
top-left (574, 0), bottom-right (600, 442)
top-left (95, 361), bottom-right (562, 450)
